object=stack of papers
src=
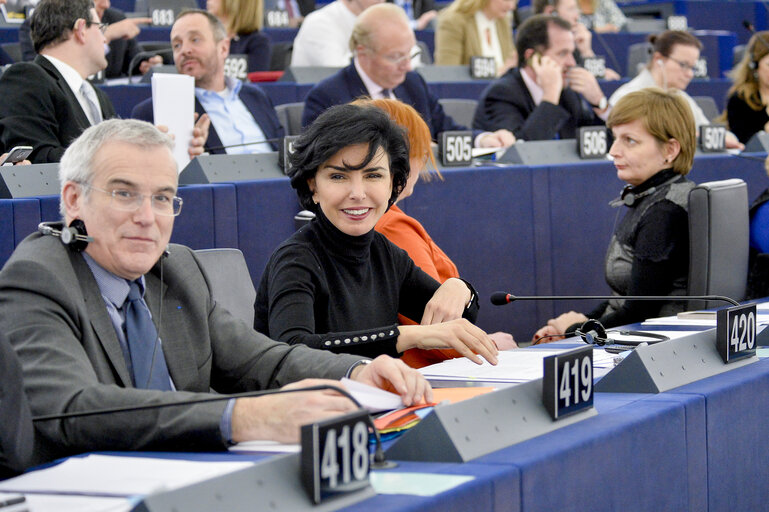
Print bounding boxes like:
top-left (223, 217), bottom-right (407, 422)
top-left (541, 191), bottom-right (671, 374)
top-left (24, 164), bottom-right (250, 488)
top-left (419, 348), bottom-right (617, 384)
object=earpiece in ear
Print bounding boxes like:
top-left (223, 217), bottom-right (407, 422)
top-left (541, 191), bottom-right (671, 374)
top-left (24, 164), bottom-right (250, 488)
top-left (656, 59), bottom-right (664, 67)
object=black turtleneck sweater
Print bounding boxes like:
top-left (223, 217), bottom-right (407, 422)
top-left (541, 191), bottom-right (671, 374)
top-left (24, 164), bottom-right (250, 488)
top-left (254, 210), bottom-right (479, 358)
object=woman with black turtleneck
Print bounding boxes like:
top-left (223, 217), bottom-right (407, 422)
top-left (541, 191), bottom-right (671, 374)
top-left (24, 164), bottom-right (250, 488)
top-left (533, 88), bottom-right (697, 343)
top-left (254, 103), bottom-right (498, 366)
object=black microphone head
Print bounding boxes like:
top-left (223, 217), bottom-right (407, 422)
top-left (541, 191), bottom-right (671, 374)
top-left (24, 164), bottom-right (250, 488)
top-left (490, 292), bottom-right (512, 305)
top-left (744, 20), bottom-right (755, 32)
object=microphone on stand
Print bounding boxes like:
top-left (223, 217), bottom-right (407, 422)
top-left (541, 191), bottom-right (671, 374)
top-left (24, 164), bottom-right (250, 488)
top-left (33, 383), bottom-right (395, 469)
top-left (490, 291), bottom-right (740, 348)
top-left (490, 292), bottom-right (739, 307)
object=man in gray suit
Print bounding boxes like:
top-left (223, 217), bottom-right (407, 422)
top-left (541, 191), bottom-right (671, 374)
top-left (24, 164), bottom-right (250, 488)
top-left (0, 118), bottom-right (431, 466)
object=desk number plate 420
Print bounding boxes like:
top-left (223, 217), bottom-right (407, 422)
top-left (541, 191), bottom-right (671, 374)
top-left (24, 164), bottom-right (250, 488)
top-left (717, 303), bottom-right (757, 363)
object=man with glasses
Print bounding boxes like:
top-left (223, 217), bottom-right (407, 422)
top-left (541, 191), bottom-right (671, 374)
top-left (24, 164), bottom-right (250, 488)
top-left (302, 3), bottom-right (514, 148)
top-left (0, 0), bottom-right (207, 163)
top-left (0, 118), bottom-right (432, 466)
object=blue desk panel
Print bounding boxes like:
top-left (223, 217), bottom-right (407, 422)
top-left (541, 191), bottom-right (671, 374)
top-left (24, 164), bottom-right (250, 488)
top-left (475, 393), bottom-right (701, 512)
top-left (669, 357), bottom-right (769, 512)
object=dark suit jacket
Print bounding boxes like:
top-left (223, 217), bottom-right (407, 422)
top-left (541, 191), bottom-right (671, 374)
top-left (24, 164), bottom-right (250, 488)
top-left (0, 233), bottom-right (362, 466)
top-left (473, 67), bottom-right (604, 141)
top-left (0, 56), bottom-right (116, 163)
top-left (19, 9), bottom-right (144, 78)
top-left (131, 82), bottom-right (285, 152)
top-left (230, 31), bottom-right (271, 73)
top-left (0, 332), bottom-right (33, 480)
top-left (302, 63), bottom-right (470, 140)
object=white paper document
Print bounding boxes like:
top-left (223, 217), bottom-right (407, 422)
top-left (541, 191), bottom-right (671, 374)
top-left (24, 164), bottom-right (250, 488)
top-left (419, 348), bottom-right (617, 383)
top-left (0, 455), bottom-right (252, 497)
top-left (151, 73), bottom-right (195, 171)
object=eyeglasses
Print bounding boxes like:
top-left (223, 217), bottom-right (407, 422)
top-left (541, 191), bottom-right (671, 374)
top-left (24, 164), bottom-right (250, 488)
top-left (84, 185), bottom-right (183, 217)
top-left (374, 49), bottom-right (422, 66)
top-left (669, 57), bottom-right (696, 73)
top-left (83, 20), bottom-right (109, 34)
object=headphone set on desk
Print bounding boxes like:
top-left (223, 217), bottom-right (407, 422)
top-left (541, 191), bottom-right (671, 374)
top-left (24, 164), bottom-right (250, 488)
top-left (575, 319), bottom-right (669, 348)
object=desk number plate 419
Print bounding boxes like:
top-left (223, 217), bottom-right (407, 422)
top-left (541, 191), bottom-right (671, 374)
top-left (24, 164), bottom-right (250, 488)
top-left (543, 345), bottom-right (594, 420)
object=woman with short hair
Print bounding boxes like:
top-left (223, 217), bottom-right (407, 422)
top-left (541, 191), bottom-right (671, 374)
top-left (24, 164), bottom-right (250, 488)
top-left (533, 88), bottom-right (696, 341)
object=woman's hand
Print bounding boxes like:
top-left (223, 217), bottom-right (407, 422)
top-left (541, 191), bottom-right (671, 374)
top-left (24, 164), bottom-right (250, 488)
top-left (532, 325), bottom-right (564, 344)
top-left (421, 278), bottom-right (472, 325)
top-left (397, 320), bottom-right (499, 365)
top-left (548, 311), bottom-right (589, 333)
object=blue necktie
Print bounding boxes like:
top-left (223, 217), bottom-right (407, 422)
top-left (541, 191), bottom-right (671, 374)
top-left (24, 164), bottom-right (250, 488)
top-left (125, 281), bottom-right (172, 390)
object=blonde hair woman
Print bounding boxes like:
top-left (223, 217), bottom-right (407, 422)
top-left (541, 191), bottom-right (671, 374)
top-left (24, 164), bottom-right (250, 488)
top-left (207, 0), bottom-right (271, 71)
top-left (435, 0), bottom-right (518, 76)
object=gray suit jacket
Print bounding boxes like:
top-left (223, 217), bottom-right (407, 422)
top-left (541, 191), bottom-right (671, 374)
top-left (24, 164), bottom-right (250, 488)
top-left (0, 232), bottom-right (361, 465)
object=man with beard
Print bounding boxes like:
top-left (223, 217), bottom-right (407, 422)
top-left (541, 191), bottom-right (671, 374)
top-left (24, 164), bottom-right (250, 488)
top-left (132, 9), bottom-right (284, 154)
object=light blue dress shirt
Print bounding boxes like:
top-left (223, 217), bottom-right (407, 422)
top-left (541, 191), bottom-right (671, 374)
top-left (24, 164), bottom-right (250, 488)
top-left (195, 77), bottom-right (273, 154)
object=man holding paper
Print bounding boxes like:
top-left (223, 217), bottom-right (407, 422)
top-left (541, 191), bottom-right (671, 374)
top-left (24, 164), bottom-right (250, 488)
top-left (0, 0), bottom-right (208, 164)
top-left (131, 9), bottom-right (285, 154)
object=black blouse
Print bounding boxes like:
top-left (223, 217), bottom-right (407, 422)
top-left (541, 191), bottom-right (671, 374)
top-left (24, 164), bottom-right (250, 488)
top-left (254, 209), bottom-right (479, 358)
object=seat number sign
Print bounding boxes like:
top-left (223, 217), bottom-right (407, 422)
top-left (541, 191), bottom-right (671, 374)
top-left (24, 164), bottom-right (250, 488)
top-left (578, 126), bottom-right (608, 159)
top-left (301, 410), bottom-right (371, 504)
top-left (543, 345), bottom-right (594, 420)
top-left (470, 56), bottom-right (497, 79)
top-left (440, 131), bottom-right (473, 166)
top-left (700, 124), bottom-right (726, 152)
top-left (717, 303), bottom-right (757, 363)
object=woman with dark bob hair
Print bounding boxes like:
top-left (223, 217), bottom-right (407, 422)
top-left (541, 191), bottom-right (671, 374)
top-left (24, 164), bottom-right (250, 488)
top-left (533, 88), bottom-right (696, 342)
top-left (254, 104), bottom-right (498, 365)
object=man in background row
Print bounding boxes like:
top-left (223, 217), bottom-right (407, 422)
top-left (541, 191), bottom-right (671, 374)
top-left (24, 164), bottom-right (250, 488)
top-left (132, 9), bottom-right (284, 154)
top-left (303, 3), bottom-right (514, 148)
top-left (473, 14), bottom-right (607, 140)
top-left (0, 0), bottom-right (207, 163)
top-left (18, 0), bottom-right (162, 78)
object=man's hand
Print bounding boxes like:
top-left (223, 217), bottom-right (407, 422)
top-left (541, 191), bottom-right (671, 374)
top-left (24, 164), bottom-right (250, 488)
top-left (350, 355), bottom-right (433, 406)
top-left (478, 129), bottom-right (516, 148)
top-left (532, 54), bottom-right (564, 105)
top-left (188, 113), bottom-right (210, 159)
top-left (397, 319), bottom-right (499, 365)
top-left (0, 153), bottom-right (30, 166)
top-left (103, 17), bottom-right (152, 42)
top-left (138, 55), bottom-right (164, 75)
top-left (231, 379), bottom-right (358, 443)
top-left (415, 10), bottom-right (438, 30)
top-left (573, 23), bottom-right (594, 57)
top-left (565, 67), bottom-right (606, 108)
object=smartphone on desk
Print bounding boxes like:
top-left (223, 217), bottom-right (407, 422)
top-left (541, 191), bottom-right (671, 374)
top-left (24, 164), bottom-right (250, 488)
top-left (0, 146), bottom-right (33, 166)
